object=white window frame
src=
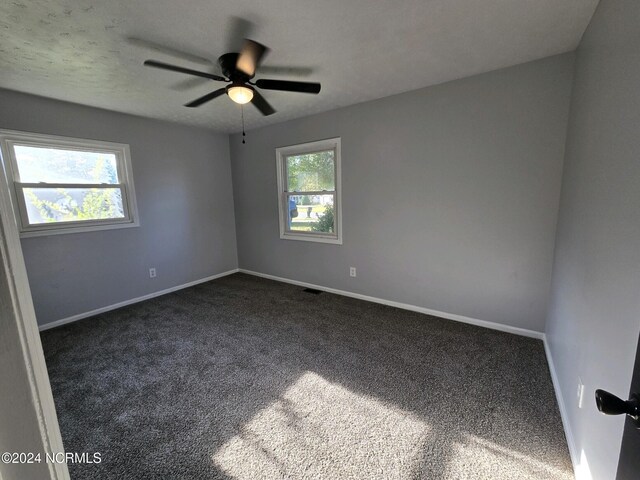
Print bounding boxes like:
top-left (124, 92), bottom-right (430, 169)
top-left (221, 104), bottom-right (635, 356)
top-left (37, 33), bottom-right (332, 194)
top-left (0, 129), bottom-right (139, 237)
top-left (276, 137), bottom-right (342, 245)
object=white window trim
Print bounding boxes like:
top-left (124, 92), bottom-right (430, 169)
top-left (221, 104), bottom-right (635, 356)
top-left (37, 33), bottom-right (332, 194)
top-left (0, 129), bottom-right (140, 237)
top-left (276, 137), bottom-right (342, 245)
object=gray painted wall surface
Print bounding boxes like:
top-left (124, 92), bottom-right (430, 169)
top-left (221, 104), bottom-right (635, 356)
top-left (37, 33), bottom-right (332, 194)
top-left (545, 0), bottom-right (640, 478)
top-left (0, 89), bottom-right (238, 326)
top-left (230, 54), bottom-right (574, 332)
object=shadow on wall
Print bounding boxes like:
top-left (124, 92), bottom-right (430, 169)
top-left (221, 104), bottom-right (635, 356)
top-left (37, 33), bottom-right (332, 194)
top-left (40, 273), bottom-right (572, 479)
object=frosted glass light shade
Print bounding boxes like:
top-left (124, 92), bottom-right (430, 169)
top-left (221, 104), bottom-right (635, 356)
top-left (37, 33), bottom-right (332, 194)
top-left (228, 86), bottom-right (254, 105)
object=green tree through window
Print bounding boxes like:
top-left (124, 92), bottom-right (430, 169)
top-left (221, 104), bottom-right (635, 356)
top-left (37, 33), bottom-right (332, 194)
top-left (286, 150), bottom-right (335, 192)
top-left (25, 156), bottom-right (124, 223)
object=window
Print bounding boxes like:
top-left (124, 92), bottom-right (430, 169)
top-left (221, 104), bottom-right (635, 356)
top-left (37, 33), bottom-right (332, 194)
top-left (0, 130), bottom-right (139, 237)
top-left (276, 137), bottom-right (342, 244)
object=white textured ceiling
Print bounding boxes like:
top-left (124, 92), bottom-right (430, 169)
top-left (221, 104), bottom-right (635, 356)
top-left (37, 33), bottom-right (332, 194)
top-left (0, 0), bottom-right (599, 133)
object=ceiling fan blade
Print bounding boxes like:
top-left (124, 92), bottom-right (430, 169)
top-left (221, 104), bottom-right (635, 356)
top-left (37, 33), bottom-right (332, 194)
top-left (251, 90), bottom-right (276, 116)
top-left (226, 17), bottom-right (255, 53)
top-left (127, 37), bottom-right (213, 66)
top-left (236, 39), bottom-right (268, 77)
top-left (144, 60), bottom-right (227, 82)
top-left (184, 88), bottom-right (227, 108)
top-left (170, 77), bottom-right (210, 91)
top-left (259, 65), bottom-right (314, 77)
top-left (256, 79), bottom-right (321, 94)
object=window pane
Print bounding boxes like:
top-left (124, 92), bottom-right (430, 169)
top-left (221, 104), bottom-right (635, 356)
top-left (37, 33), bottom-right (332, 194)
top-left (22, 187), bottom-right (125, 225)
top-left (286, 150), bottom-right (334, 192)
top-left (287, 194), bottom-right (334, 234)
top-left (13, 145), bottom-right (119, 184)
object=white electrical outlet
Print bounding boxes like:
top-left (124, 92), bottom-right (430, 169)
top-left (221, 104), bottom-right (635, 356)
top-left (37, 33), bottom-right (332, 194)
top-left (149, 268), bottom-right (157, 278)
top-left (349, 267), bottom-right (356, 277)
top-left (577, 377), bottom-right (585, 408)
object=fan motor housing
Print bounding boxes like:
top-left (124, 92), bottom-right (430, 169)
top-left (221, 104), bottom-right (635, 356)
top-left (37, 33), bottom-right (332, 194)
top-left (218, 53), bottom-right (252, 81)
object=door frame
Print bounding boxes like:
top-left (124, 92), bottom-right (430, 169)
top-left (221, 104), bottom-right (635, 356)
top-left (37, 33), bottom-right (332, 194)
top-left (615, 332), bottom-right (640, 479)
top-left (0, 160), bottom-right (69, 480)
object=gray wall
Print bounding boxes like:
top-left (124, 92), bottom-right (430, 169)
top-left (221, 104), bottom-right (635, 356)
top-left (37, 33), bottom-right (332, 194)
top-left (230, 54), bottom-right (574, 333)
top-left (545, 0), bottom-right (640, 478)
top-left (0, 89), bottom-right (238, 326)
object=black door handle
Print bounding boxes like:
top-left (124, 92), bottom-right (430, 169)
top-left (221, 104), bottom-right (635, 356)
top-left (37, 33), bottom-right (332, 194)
top-left (595, 389), bottom-right (640, 426)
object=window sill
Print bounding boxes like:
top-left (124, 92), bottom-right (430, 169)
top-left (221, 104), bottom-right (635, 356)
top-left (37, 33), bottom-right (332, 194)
top-left (19, 219), bottom-right (140, 238)
top-left (280, 232), bottom-right (342, 245)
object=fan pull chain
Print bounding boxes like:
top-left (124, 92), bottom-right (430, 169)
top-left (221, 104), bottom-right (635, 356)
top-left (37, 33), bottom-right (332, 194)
top-left (241, 105), bottom-right (246, 144)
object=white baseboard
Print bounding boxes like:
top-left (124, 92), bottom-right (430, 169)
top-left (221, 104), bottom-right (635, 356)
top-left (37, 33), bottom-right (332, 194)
top-left (38, 269), bottom-right (240, 331)
top-left (543, 335), bottom-right (580, 478)
top-left (40, 266), bottom-right (545, 340)
top-left (239, 269), bottom-right (544, 339)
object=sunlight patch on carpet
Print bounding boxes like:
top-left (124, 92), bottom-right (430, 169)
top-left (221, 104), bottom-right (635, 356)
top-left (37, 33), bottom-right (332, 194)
top-left (443, 433), bottom-right (574, 479)
top-left (212, 371), bottom-right (430, 479)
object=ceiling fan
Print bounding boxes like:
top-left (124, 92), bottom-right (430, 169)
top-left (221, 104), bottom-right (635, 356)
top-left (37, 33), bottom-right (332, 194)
top-left (143, 39), bottom-right (321, 116)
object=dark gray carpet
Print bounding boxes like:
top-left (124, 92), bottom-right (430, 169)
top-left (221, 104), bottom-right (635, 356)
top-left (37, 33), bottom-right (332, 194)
top-left (41, 273), bottom-right (573, 479)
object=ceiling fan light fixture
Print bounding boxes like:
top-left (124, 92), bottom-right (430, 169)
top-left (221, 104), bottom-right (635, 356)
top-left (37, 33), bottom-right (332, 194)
top-left (227, 85), bottom-right (254, 105)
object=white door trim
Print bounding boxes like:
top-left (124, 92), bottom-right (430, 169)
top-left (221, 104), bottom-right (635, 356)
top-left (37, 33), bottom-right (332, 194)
top-left (0, 158), bottom-right (69, 480)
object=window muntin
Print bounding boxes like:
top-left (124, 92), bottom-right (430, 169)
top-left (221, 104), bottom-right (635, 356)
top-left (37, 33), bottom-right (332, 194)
top-left (276, 138), bottom-right (342, 244)
top-left (0, 130), bottom-right (139, 237)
